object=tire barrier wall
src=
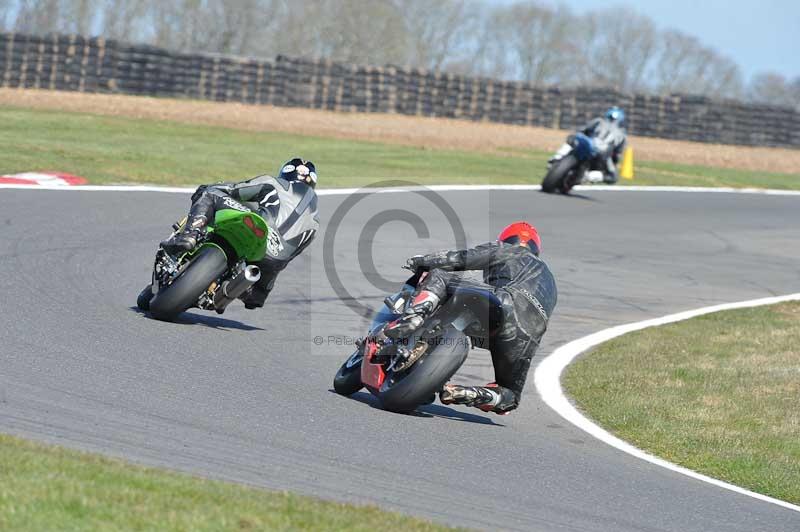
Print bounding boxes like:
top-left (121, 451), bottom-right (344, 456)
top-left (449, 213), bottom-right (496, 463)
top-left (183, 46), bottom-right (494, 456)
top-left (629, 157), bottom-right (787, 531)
top-left (1, 32), bottom-right (797, 148)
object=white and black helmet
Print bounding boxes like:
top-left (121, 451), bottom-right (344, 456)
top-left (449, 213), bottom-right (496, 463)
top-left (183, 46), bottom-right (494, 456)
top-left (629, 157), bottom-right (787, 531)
top-left (278, 158), bottom-right (317, 189)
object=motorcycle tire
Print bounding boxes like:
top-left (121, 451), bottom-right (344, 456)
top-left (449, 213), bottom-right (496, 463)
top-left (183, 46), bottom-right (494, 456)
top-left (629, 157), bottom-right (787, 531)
top-left (377, 327), bottom-right (469, 414)
top-left (333, 349), bottom-right (364, 396)
top-left (137, 284), bottom-right (154, 311)
top-left (149, 246), bottom-right (228, 321)
top-left (541, 154), bottom-right (577, 194)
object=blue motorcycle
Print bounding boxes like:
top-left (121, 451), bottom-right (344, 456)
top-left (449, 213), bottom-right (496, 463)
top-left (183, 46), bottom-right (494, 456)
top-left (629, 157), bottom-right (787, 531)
top-left (541, 133), bottom-right (596, 194)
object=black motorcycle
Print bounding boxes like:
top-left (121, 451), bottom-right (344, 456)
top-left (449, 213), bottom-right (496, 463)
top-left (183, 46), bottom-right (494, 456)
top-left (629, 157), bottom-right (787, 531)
top-left (333, 272), bottom-right (502, 414)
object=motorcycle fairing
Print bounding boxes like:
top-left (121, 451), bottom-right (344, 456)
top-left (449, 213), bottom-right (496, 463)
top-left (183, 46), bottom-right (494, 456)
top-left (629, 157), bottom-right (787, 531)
top-left (210, 208), bottom-right (270, 262)
top-left (571, 133), bottom-right (596, 161)
top-left (360, 340), bottom-right (385, 391)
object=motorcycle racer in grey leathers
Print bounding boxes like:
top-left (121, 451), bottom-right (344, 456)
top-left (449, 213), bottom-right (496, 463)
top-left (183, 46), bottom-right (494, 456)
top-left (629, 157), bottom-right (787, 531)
top-left (161, 158), bottom-right (320, 309)
top-left (549, 106), bottom-right (628, 184)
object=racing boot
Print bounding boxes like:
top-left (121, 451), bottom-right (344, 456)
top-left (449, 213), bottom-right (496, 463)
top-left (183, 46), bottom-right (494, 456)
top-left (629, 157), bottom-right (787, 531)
top-left (239, 285), bottom-right (270, 310)
top-left (384, 290), bottom-right (440, 339)
top-left (439, 383), bottom-right (501, 412)
top-left (161, 215), bottom-right (207, 255)
top-left (603, 158), bottom-right (619, 184)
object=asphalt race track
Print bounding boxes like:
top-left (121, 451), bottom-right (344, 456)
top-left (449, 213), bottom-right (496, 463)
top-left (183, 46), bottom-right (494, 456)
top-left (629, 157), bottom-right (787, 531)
top-left (1, 186), bottom-right (799, 531)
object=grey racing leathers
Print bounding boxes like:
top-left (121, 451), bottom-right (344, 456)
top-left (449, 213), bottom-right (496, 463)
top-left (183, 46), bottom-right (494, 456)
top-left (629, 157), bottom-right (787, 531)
top-left (411, 241), bottom-right (557, 413)
top-left (185, 174), bottom-right (319, 308)
top-left (580, 117), bottom-right (627, 183)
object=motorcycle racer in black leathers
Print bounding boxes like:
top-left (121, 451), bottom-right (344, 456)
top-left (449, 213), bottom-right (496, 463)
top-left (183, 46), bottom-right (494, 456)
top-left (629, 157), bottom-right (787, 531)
top-left (161, 158), bottom-right (320, 309)
top-left (550, 106), bottom-right (628, 184)
top-left (384, 222), bottom-right (557, 415)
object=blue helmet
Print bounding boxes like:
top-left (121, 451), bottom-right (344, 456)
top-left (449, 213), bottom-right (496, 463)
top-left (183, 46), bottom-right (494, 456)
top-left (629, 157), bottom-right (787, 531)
top-left (605, 106), bottom-right (625, 125)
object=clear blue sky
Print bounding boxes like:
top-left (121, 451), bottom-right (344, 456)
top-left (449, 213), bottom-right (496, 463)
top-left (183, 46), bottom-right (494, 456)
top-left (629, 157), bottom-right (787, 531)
top-left (495, 0), bottom-right (800, 81)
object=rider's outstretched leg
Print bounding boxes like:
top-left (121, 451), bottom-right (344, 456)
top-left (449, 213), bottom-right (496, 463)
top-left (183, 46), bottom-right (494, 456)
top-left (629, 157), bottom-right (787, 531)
top-left (439, 382), bottom-right (518, 414)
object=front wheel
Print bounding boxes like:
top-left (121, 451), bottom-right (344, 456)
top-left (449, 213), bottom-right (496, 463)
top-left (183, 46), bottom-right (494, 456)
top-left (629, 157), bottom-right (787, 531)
top-left (137, 284), bottom-right (154, 311)
top-left (378, 328), bottom-right (469, 414)
top-left (333, 349), bottom-right (364, 396)
top-left (149, 246), bottom-right (228, 321)
top-left (541, 154), bottom-right (577, 194)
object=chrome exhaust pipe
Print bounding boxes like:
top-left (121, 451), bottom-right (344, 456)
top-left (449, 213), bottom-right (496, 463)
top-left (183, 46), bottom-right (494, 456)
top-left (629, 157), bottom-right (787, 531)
top-left (214, 265), bottom-right (261, 313)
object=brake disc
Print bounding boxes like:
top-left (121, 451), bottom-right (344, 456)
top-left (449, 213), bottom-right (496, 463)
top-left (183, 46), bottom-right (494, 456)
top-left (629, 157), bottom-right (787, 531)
top-left (392, 340), bottom-right (429, 373)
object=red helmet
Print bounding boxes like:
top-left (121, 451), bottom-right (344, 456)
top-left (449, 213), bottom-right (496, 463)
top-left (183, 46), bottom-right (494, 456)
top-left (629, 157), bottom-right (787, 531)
top-left (498, 221), bottom-right (541, 255)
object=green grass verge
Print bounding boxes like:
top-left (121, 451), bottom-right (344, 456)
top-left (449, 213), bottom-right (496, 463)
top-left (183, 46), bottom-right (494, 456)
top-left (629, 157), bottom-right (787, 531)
top-left (0, 433), bottom-right (461, 531)
top-left (563, 302), bottom-right (800, 504)
top-left (2, 106), bottom-right (799, 189)
top-left (634, 161), bottom-right (800, 190)
top-left (0, 107), bottom-right (545, 187)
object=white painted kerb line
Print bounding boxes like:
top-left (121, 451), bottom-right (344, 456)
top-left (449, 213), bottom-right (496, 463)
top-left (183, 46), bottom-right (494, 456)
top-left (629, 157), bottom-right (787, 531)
top-left (534, 293), bottom-right (800, 513)
top-left (3, 183), bottom-right (800, 196)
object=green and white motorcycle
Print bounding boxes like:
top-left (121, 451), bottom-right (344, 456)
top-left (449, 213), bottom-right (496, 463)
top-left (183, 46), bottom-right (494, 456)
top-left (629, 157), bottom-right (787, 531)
top-left (137, 208), bottom-right (271, 321)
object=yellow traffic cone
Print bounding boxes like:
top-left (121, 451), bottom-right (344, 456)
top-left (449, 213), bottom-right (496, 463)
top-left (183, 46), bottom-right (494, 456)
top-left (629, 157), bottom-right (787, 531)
top-left (620, 147), bottom-right (634, 180)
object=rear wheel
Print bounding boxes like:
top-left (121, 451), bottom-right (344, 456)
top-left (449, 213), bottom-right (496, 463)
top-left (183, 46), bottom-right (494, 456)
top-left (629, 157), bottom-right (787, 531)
top-left (149, 246), bottom-right (228, 321)
top-left (541, 155), bottom-right (577, 193)
top-left (378, 328), bottom-right (469, 414)
top-left (333, 349), bottom-right (364, 396)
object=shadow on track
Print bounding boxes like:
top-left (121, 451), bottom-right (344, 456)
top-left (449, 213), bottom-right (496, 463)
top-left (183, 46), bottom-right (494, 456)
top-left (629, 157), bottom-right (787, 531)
top-left (129, 307), bottom-right (265, 331)
top-left (275, 294), bottom-right (386, 305)
top-left (332, 390), bottom-right (504, 427)
top-left (539, 190), bottom-right (599, 202)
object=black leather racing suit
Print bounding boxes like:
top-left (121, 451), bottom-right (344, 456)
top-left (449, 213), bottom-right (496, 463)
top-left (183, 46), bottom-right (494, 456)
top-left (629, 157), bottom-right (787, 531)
top-left (413, 241), bottom-right (557, 412)
top-left (186, 175), bottom-right (319, 307)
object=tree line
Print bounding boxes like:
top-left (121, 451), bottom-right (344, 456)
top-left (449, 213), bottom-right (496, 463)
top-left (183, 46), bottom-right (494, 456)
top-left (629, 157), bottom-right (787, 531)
top-left (1, 0), bottom-right (797, 108)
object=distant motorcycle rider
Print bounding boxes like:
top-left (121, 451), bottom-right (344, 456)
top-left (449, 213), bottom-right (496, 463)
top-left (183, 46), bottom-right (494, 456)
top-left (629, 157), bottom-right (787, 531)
top-left (384, 222), bottom-right (557, 415)
top-left (550, 106), bottom-right (627, 184)
top-left (161, 158), bottom-right (320, 309)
